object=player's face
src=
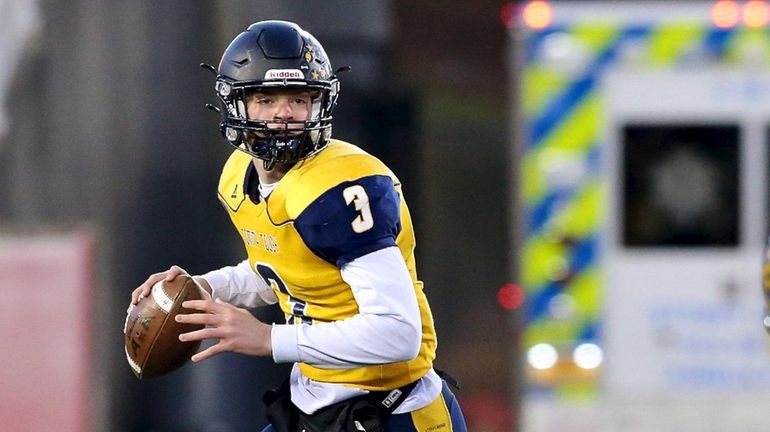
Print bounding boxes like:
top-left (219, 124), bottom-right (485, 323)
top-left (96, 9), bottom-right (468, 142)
top-left (246, 89), bottom-right (313, 132)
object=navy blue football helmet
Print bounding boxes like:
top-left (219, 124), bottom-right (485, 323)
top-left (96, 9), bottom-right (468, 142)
top-left (210, 21), bottom-right (341, 169)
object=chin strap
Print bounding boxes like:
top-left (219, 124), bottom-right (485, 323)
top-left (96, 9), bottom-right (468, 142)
top-left (263, 145), bottom-right (277, 171)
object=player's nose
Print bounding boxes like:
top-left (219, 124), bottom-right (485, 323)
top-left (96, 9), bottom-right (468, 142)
top-left (274, 98), bottom-right (293, 120)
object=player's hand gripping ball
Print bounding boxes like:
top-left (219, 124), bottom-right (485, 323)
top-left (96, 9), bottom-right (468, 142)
top-left (124, 275), bottom-right (204, 379)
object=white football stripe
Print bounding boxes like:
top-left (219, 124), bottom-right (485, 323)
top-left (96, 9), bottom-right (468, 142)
top-left (123, 302), bottom-right (135, 334)
top-left (125, 346), bottom-right (141, 375)
top-left (151, 280), bottom-right (174, 314)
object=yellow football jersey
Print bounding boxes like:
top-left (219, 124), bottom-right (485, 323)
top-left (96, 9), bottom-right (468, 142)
top-left (217, 139), bottom-right (437, 390)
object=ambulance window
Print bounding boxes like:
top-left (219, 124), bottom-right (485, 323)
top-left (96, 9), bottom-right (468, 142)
top-left (622, 124), bottom-right (740, 247)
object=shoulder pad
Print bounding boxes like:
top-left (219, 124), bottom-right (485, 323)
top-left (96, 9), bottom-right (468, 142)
top-left (217, 150), bottom-right (252, 212)
top-left (280, 141), bottom-right (399, 218)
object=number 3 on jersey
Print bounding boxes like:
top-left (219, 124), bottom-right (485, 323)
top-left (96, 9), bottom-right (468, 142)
top-left (343, 184), bottom-right (374, 233)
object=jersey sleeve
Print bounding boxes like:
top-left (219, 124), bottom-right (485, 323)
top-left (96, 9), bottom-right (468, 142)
top-left (199, 259), bottom-right (278, 308)
top-left (293, 174), bottom-right (401, 267)
top-left (270, 246), bottom-right (421, 367)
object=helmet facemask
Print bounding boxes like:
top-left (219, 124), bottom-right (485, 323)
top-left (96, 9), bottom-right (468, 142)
top-left (216, 79), bottom-right (338, 170)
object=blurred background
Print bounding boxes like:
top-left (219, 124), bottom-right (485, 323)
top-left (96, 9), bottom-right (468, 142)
top-left (0, 0), bottom-right (512, 431)
top-left (5, 0), bottom-right (770, 431)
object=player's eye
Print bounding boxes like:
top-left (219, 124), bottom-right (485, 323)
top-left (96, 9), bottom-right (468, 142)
top-left (250, 94), bottom-right (273, 105)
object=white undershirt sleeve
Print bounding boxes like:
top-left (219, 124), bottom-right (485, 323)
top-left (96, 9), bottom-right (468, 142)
top-left (271, 246), bottom-right (422, 367)
top-left (199, 259), bottom-right (278, 308)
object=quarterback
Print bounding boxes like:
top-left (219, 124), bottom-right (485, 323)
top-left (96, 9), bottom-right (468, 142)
top-left (130, 20), bottom-right (466, 432)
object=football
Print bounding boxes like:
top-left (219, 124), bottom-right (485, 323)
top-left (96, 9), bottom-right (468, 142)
top-left (124, 275), bottom-right (204, 379)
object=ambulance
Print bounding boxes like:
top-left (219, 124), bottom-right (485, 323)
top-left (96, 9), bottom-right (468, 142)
top-left (508, 1), bottom-right (770, 430)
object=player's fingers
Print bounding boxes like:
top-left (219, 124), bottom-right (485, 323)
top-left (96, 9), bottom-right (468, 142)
top-left (178, 326), bottom-right (218, 343)
top-left (175, 312), bottom-right (218, 326)
top-left (165, 265), bottom-right (188, 281)
top-left (181, 299), bottom-right (212, 311)
top-left (212, 298), bottom-right (236, 312)
top-left (191, 342), bottom-right (227, 363)
top-left (130, 287), bottom-right (142, 305)
top-left (133, 271), bottom-right (167, 304)
top-left (132, 283), bottom-right (154, 304)
top-left (144, 271), bottom-right (167, 286)
top-left (133, 266), bottom-right (189, 304)
top-left (131, 283), bottom-right (151, 305)
top-left (182, 299), bottom-right (229, 313)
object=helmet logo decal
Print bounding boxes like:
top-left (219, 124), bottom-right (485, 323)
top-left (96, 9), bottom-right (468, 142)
top-left (264, 69), bottom-right (304, 80)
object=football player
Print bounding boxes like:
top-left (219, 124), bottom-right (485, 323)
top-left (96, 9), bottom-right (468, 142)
top-left (130, 20), bottom-right (466, 432)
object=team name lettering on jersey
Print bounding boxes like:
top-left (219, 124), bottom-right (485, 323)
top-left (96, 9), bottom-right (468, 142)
top-left (240, 228), bottom-right (279, 253)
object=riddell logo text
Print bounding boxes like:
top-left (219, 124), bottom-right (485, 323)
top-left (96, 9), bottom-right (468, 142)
top-left (265, 69), bottom-right (303, 79)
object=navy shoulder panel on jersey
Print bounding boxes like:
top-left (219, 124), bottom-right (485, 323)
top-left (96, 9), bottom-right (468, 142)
top-left (294, 175), bottom-right (401, 267)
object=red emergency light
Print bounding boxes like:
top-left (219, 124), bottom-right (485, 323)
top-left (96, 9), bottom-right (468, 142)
top-left (500, 1), bottom-right (553, 30)
top-left (498, 283), bottom-right (526, 311)
top-left (499, 2), bottom-right (517, 29)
